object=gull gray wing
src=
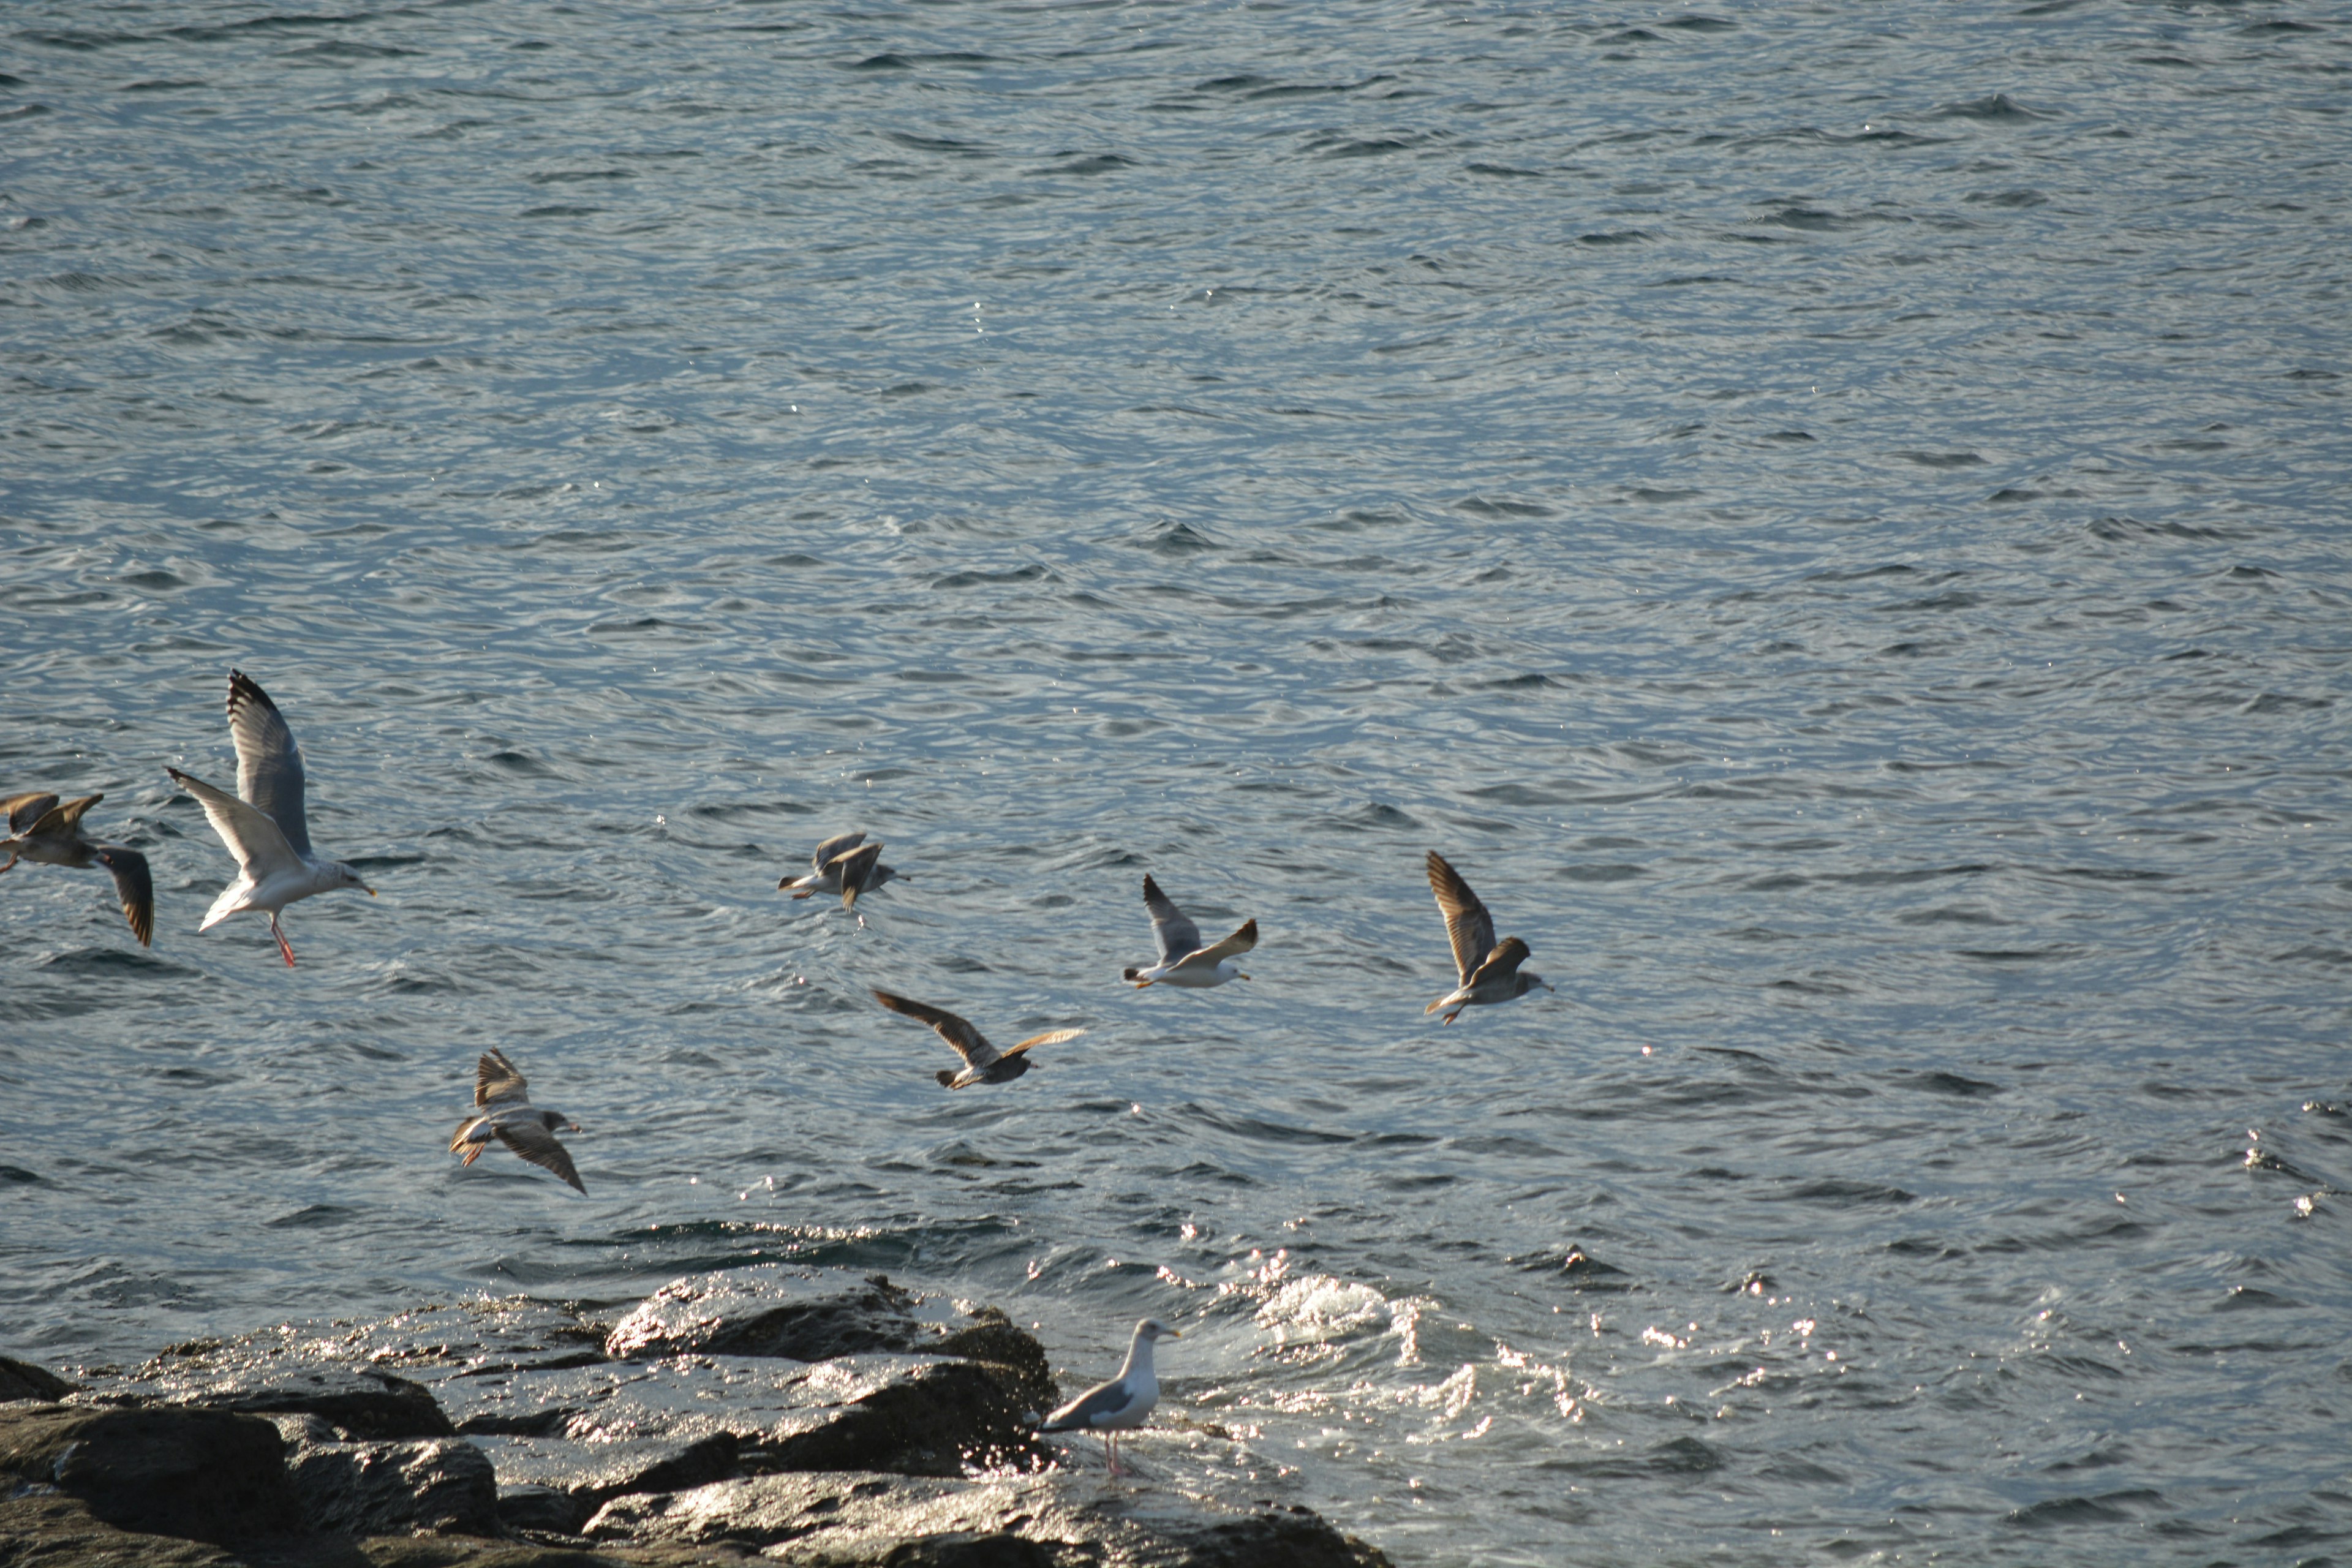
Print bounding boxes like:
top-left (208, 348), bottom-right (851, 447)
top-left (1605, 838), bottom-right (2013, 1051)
top-left (1427, 851), bottom-right (1496, 986)
top-left (4, 794), bottom-right (59, 835)
top-left (1142, 875), bottom-right (1202, 966)
top-left (94, 846), bottom-right (154, 947)
top-left (475, 1047), bottom-right (529, 1107)
top-left (168, 767), bottom-right (305, 882)
top-left (872, 988), bottom-right (998, 1067)
top-left (227, 671), bottom-right (312, 859)
top-left (810, 831), bottom-right (867, 872)
top-left (497, 1120), bottom-right (585, 1193)
top-left (1465, 935), bottom-right (1532, 989)
top-left (1040, 1373), bottom-right (1142, 1431)
top-left (831, 840), bottom-right (883, 909)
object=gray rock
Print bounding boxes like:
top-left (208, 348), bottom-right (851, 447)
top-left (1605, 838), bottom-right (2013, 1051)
top-left (585, 1470), bottom-right (1395, 1568)
top-left (117, 1361), bottom-right (456, 1440)
top-left (0, 1354), bottom-right (78, 1403)
top-left (455, 1350), bottom-right (1039, 1517)
top-left (498, 1480), bottom-right (597, 1536)
top-left (269, 1413), bottom-right (500, 1536)
top-left (603, 1270), bottom-right (1055, 1414)
top-left (0, 1492), bottom-right (239, 1567)
top-left (0, 1403), bottom-right (296, 1543)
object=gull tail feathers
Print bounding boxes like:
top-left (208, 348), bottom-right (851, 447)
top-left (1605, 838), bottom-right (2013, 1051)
top-left (200, 878), bottom-right (254, 931)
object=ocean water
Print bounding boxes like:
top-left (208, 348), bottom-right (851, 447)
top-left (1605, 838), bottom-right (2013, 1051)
top-left (4, 2), bottom-right (2350, 1562)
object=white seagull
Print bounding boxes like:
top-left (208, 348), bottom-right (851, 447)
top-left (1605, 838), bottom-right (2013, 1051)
top-left (449, 1047), bottom-right (585, 1193)
top-left (1038, 1317), bottom-right (1182, 1478)
top-left (167, 670), bottom-right (373, 967)
top-left (1424, 850), bottom-right (1551, 1024)
top-left (1122, 875), bottom-right (1256, 989)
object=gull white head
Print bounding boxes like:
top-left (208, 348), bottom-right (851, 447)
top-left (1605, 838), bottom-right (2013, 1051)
top-left (331, 861), bottom-right (376, 896)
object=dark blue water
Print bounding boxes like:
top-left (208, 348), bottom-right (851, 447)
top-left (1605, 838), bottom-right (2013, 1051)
top-left (5, 4), bottom-right (2350, 1562)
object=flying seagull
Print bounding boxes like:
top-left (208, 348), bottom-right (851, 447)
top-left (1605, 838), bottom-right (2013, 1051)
top-left (1425, 850), bottom-right (1552, 1024)
top-left (449, 1047), bottom-right (585, 1193)
top-left (871, 988), bottom-right (1082, 1089)
top-left (167, 670), bottom-right (374, 967)
top-left (1123, 875), bottom-right (1255, 989)
top-left (779, 831), bottom-right (902, 915)
top-left (1, 792), bottom-right (154, 947)
top-left (1037, 1317), bottom-right (1182, 1477)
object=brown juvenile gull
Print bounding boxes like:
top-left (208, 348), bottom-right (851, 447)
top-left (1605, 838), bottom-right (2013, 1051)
top-left (871, 988), bottom-right (1083, 1089)
top-left (1037, 1317), bottom-right (1182, 1477)
top-left (1122, 875), bottom-right (1256, 989)
top-left (167, 671), bottom-right (373, 967)
top-left (449, 1047), bottom-right (585, 1193)
top-left (1, 791), bottom-right (154, 946)
top-left (1424, 850), bottom-right (1553, 1024)
top-left (778, 830), bottom-right (902, 915)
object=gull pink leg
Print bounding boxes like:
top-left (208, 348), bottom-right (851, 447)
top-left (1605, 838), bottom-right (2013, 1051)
top-left (270, 912), bottom-right (296, 968)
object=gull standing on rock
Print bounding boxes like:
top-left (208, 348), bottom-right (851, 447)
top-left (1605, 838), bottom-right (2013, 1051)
top-left (167, 671), bottom-right (373, 967)
top-left (780, 830), bottom-right (902, 918)
top-left (1037, 1318), bottom-right (1182, 1478)
top-left (1122, 875), bottom-right (1255, 989)
top-left (449, 1047), bottom-right (586, 1193)
top-left (1425, 850), bottom-right (1553, 1024)
top-left (871, 989), bottom-right (1083, 1089)
top-left (1, 792), bottom-right (154, 946)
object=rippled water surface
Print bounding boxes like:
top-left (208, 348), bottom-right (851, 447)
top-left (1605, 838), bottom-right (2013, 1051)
top-left (6, 2), bottom-right (2351, 1562)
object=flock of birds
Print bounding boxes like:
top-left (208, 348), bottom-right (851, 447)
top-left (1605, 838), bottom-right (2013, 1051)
top-left (8, 668), bottom-right (1560, 1476)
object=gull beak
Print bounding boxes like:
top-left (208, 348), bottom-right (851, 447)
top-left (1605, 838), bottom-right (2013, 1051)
top-left (1163, 1328), bottom-right (1182, 1339)
top-left (364, 884), bottom-right (377, 897)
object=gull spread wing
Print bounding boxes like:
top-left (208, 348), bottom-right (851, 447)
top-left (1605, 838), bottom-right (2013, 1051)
top-left (497, 1120), bottom-right (585, 1193)
top-left (1191, 917), bottom-right (1257, 966)
top-left (810, 830), bottom-right (867, 872)
top-left (4, 793), bottom-right (59, 835)
top-left (1465, 934), bottom-right (1532, 990)
top-left (94, 846), bottom-right (154, 947)
top-left (168, 768), bottom-right (304, 882)
top-left (1041, 1374), bottom-right (1139, 1431)
top-left (1000, 1027), bottom-right (1085, 1060)
top-left (43, 794), bottom-right (104, 835)
top-left (1427, 851), bottom-right (1497, 986)
top-left (475, 1047), bottom-right (530, 1107)
top-left (873, 988), bottom-right (998, 1067)
top-left (831, 840), bottom-right (883, 909)
top-left (228, 671), bottom-right (312, 859)
top-left (1142, 875), bottom-right (1202, 967)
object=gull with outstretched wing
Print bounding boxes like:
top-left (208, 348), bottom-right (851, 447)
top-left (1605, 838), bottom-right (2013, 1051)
top-left (449, 1047), bottom-right (586, 1193)
top-left (2, 791), bottom-right (154, 946)
top-left (872, 988), bottom-right (1083, 1088)
top-left (1425, 850), bottom-right (1552, 1024)
top-left (168, 671), bottom-right (373, 967)
top-left (1123, 875), bottom-right (1255, 989)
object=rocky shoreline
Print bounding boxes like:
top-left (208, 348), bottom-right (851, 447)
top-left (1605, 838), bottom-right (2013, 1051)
top-left (0, 1266), bottom-right (1393, 1567)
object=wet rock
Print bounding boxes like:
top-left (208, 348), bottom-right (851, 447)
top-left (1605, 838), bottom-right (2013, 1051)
top-left (0, 1403), bottom-right (296, 1542)
top-left (120, 1360), bottom-right (456, 1440)
top-left (499, 1481), bottom-right (597, 1536)
top-left (455, 1351), bottom-right (1039, 1518)
top-left (605, 1268), bottom-right (1055, 1415)
top-left (475, 1428), bottom-right (742, 1513)
top-left (0, 1353), bottom-right (78, 1403)
top-left (270, 1412), bottom-right (501, 1536)
top-left (0, 1491), bottom-right (238, 1567)
top-left (586, 1470), bottom-right (1395, 1567)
